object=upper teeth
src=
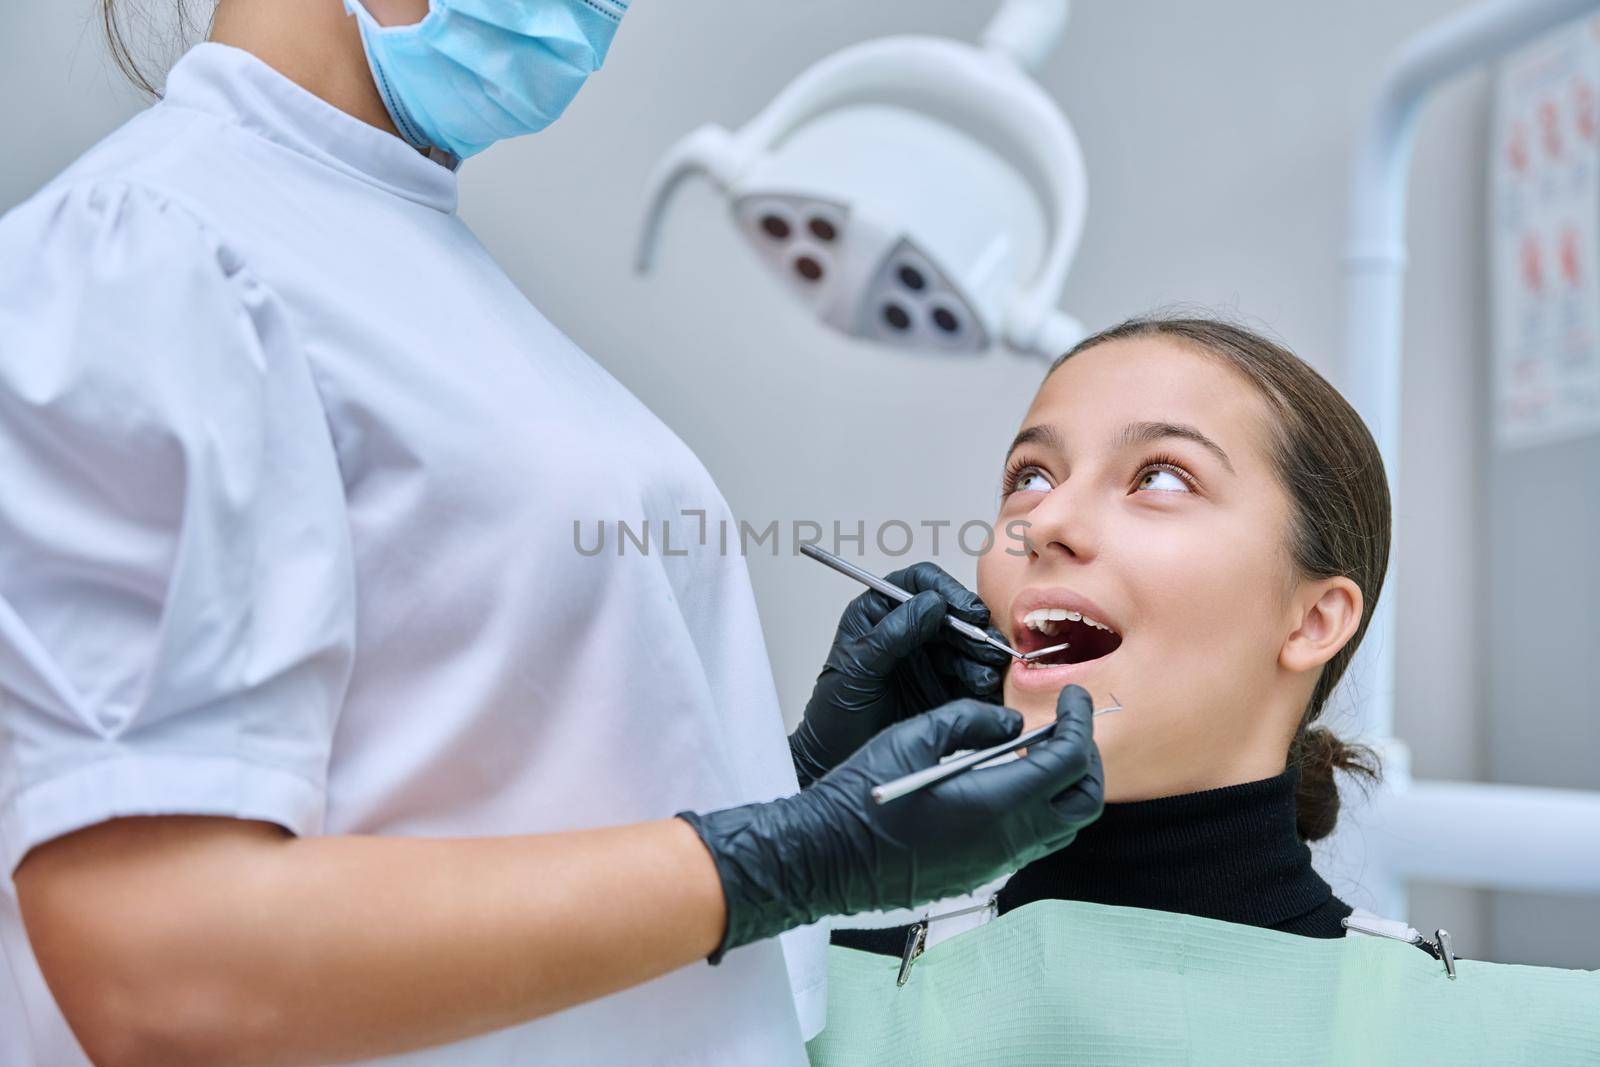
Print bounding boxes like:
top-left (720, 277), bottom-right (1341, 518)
top-left (1022, 607), bottom-right (1115, 637)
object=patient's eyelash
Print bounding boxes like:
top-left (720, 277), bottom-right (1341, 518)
top-left (1000, 454), bottom-right (1048, 498)
top-left (1135, 452), bottom-right (1200, 492)
top-left (1001, 451), bottom-right (1202, 498)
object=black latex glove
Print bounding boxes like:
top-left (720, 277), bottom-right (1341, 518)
top-left (679, 685), bottom-right (1104, 963)
top-left (789, 561), bottom-right (1013, 788)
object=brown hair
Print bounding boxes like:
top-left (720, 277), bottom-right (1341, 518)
top-left (101, 0), bottom-right (215, 98)
top-left (1049, 315), bottom-right (1386, 841)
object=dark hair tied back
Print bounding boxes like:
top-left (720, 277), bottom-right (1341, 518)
top-left (1289, 726), bottom-right (1379, 842)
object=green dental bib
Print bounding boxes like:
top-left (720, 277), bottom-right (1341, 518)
top-left (807, 900), bottom-right (1599, 1065)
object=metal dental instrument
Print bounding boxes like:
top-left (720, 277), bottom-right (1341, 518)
top-left (799, 543), bottom-right (1069, 662)
top-left (871, 696), bottom-right (1124, 805)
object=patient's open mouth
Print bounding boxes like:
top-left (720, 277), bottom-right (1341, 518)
top-left (1011, 599), bottom-right (1124, 670)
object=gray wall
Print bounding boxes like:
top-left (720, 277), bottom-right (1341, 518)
top-left (4, 1), bottom-right (1594, 966)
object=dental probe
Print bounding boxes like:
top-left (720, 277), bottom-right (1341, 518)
top-left (799, 543), bottom-right (1069, 662)
top-left (871, 697), bottom-right (1123, 805)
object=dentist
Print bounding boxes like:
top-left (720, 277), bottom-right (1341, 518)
top-left (0, 2), bottom-right (1103, 1065)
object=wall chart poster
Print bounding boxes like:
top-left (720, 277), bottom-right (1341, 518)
top-left (1491, 17), bottom-right (1600, 450)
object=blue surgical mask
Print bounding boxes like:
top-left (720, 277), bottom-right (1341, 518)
top-left (343, 0), bottom-right (628, 160)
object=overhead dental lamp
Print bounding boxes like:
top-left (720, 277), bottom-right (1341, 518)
top-left (634, 0), bottom-right (1088, 360)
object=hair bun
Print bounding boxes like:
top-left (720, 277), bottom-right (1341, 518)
top-left (1290, 726), bottom-right (1380, 842)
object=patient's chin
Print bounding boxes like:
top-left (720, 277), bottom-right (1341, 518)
top-left (1005, 686), bottom-right (1059, 731)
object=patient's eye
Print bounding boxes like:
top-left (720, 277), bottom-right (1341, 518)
top-left (1135, 458), bottom-right (1195, 493)
top-left (1003, 463), bottom-right (1053, 497)
top-left (1016, 469), bottom-right (1052, 493)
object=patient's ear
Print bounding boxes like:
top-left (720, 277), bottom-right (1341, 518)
top-left (1279, 577), bottom-right (1362, 674)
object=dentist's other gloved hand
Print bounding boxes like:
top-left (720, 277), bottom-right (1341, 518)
top-left (789, 561), bottom-right (1013, 788)
top-left (679, 685), bottom-right (1104, 963)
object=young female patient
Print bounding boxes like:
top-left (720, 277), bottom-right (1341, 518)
top-left (832, 314), bottom-right (1389, 954)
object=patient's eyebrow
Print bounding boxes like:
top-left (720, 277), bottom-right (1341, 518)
top-left (1005, 423), bottom-right (1064, 460)
top-left (1115, 420), bottom-right (1235, 474)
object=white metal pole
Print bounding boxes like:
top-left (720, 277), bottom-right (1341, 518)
top-left (1374, 781), bottom-right (1600, 892)
top-left (1342, 0), bottom-right (1600, 744)
top-left (1330, 0), bottom-right (1600, 920)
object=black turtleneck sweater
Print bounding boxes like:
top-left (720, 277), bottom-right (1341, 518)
top-left (831, 767), bottom-right (1352, 957)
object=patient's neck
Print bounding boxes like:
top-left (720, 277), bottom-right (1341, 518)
top-left (997, 767), bottom-right (1351, 938)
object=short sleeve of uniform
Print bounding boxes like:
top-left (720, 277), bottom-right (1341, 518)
top-left (0, 181), bottom-right (356, 874)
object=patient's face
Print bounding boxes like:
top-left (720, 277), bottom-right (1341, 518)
top-left (977, 337), bottom-right (1303, 801)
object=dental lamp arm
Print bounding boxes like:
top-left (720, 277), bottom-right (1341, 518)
top-left (640, 37), bottom-right (1088, 360)
top-left (634, 124), bottom-right (747, 273)
top-left (739, 39), bottom-right (1087, 362)
top-left (636, 24), bottom-right (1087, 360)
top-left (1024, 308), bottom-right (1087, 362)
top-left (981, 0), bottom-right (1071, 73)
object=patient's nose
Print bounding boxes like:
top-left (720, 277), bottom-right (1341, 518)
top-left (1017, 483), bottom-right (1100, 562)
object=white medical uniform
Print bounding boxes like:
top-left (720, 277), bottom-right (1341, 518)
top-left (0, 42), bottom-right (824, 1066)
